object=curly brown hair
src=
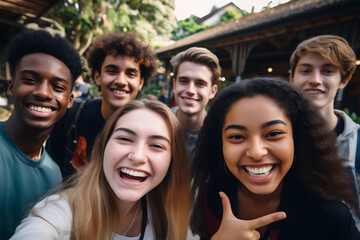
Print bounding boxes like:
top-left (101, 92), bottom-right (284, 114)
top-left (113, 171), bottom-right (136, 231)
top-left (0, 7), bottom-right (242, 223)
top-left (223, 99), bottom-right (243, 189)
top-left (86, 32), bottom-right (157, 84)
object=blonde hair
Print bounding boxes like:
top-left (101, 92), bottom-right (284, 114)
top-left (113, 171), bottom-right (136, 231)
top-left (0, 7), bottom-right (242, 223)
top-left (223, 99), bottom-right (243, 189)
top-left (290, 35), bottom-right (356, 82)
top-left (170, 47), bottom-right (221, 85)
top-left (63, 99), bottom-right (191, 239)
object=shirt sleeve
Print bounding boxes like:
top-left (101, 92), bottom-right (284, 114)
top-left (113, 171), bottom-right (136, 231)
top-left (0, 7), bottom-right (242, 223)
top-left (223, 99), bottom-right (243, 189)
top-left (10, 194), bottom-right (72, 240)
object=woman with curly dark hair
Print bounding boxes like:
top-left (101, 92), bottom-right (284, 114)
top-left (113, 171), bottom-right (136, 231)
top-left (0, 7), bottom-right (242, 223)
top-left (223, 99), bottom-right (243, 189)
top-left (191, 77), bottom-right (359, 240)
top-left (46, 32), bottom-right (158, 178)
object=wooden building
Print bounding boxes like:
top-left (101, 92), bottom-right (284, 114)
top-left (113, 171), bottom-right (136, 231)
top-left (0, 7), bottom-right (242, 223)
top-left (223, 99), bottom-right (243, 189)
top-left (157, 0), bottom-right (360, 114)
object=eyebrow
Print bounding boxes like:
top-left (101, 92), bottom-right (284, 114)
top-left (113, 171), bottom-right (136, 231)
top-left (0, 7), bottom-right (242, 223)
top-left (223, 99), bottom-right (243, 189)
top-left (105, 64), bottom-right (139, 73)
top-left (224, 119), bottom-right (287, 131)
top-left (19, 70), bottom-right (70, 85)
top-left (114, 127), bottom-right (170, 143)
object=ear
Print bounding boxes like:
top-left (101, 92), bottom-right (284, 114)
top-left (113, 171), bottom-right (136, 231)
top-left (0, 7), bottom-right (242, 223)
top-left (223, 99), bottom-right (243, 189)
top-left (7, 81), bottom-right (14, 97)
top-left (138, 77), bottom-right (144, 91)
top-left (67, 93), bottom-right (74, 109)
top-left (172, 78), bottom-right (176, 92)
top-left (289, 75), bottom-right (294, 83)
top-left (339, 75), bottom-right (351, 90)
top-left (94, 71), bottom-right (101, 86)
top-left (209, 84), bottom-right (218, 100)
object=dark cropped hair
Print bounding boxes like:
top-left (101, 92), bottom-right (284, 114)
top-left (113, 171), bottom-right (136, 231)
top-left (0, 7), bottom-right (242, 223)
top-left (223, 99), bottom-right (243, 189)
top-left (6, 29), bottom-right (82, 87)
top-left (86, 32), bottom-right (157, 84)
top-left (192, 77), bottom-right (358, 220)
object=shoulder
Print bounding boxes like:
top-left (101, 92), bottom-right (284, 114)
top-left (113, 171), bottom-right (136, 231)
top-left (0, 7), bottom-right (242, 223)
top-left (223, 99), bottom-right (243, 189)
top-left (11, 194), bottom-right (72, 240)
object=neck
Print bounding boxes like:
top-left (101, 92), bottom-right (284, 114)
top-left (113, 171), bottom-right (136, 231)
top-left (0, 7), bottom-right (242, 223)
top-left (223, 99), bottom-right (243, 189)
top-left (318, 105), bottom-right (338, 131)
top-left (176, 109), bottom-right (207, 131)
top-left (116, 199), bottom-right (143, 237)
top-left (101, 101), bottom-right (116, 121)
top-left (237, 182), bottom-right (283, 236)
top-left (3, 115), bottom-right (50, 161)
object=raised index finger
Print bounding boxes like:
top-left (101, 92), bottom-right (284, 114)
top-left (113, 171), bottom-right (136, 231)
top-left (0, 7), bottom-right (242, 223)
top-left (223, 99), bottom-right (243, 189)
top-left (247, 211), bottom-right (286, 230)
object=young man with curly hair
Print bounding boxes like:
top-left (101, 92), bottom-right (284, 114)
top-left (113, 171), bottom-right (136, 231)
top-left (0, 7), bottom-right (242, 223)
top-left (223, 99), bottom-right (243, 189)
top-left (0, 29), bottom-right (82, 239)
top-left (46, 32), bottom-right (157, 178)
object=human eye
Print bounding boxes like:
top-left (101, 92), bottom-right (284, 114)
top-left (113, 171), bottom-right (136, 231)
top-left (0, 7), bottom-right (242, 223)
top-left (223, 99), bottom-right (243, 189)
top-left (116, 135), bottom-right (132, 143)
top-left (22, 76), bottom-right (37, 84)
top-left (196, 81), bottom-right (207, 87)
top-left (53, 83), bottom-right (67, 92)
top-left (299, 67), bottom-right (311, 74)
top-left (106, 68), bottom-right (117, 75)
top-left (227, 134), bottom-right (245, 142)
top-left (322, 68), bottom-right (336, 75)
top-left (266, 130), bottom-right (285, 139)
top-left (127, 72), bottom-right (137, 78)
top-left (178, 78), bottom-right (188, 84)
top-left (150, 143), bottom-right (166, 150)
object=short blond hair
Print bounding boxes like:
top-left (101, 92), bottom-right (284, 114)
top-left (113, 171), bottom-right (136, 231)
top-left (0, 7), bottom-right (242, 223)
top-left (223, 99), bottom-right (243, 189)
top-left (170, 47), bottom-right (221, 85)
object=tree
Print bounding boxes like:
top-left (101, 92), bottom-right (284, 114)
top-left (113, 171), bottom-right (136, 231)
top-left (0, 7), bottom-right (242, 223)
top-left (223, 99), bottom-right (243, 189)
top-left (171, 15), bottom-right (213, 41)
top-left (50, 0), bottom-right (177, 55)
top-left (219, 7), bottom-right (249, 24)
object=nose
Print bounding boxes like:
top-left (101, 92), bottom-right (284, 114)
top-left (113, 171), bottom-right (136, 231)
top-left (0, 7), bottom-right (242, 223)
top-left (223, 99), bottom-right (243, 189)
top-left (33, 81), bottom-right (53, 100)
top-left (114, 72), bottom-right (127, 86)
top-left (309, 70), bottom-right (322, 86)
top-left (185, 81), bottom-right (195, 95)
top-left (129, 143), bottom-right (147, 164)
top-left (246, 137), bottom-right (268, 160)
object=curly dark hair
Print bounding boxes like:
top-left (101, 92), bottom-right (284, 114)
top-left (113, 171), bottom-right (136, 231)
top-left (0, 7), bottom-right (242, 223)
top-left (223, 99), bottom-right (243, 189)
top-left (86, 32), bottom-right (157, 84)
top-left (192, 77), bottom-right (358, 221)
top-left (6, 29), bottom-right (82, 87)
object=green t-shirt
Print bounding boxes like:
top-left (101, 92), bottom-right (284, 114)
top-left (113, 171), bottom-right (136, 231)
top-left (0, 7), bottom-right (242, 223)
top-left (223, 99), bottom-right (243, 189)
top-left (0, 122), bottom-right (62, 240)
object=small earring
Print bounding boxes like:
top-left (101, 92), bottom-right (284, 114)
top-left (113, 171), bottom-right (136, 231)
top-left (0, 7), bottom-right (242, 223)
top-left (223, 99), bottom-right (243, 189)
top-left (128, 153), bottom-right (133, 160)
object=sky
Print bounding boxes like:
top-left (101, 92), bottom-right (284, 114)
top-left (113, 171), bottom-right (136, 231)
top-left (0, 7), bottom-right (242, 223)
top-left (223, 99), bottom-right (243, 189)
top-left (175, 0), bottom-right (291, 20)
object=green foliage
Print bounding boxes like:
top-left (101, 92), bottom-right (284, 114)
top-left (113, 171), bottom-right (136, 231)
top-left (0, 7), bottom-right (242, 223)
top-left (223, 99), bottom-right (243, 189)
top-left (172, 15), bottom-right (213, 40)
top-left (219, 7), bottom-right (249, 24)
top-left (139, 84), bottom-right (162, 98)
top-left (50, 0), bottom-right (176, 53)
top-left (344, 108), bottom-right (360, 124)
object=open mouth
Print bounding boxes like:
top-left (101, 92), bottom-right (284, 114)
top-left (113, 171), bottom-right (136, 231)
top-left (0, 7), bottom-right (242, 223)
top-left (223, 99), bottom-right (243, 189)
top-left (244, 165), bottom-right (274, 178)
top-left (182, 97), bottom-right (198, 103)
top-left (29, 105), bottom-right (53, 113)
top-left (305, 89), bottom-right (324, 94)
top-left (112, 89), bottom-right (127, 95)
top-left (118, 167), bottom-right (149, 182)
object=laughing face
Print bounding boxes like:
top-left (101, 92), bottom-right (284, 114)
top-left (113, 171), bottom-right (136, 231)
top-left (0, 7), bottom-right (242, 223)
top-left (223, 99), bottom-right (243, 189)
top-left (290, 52), bottom-right (347, 112)
top-left (222, 95), bottom-right (294, 195)
top-left (7, 53), bottom-right (73, 130)
top-left (173, 61), bottom-right (217, 116)
top-left (103, 108), bottom-right (171, 202)
top-left (95, 54), bottom-right (144, 118)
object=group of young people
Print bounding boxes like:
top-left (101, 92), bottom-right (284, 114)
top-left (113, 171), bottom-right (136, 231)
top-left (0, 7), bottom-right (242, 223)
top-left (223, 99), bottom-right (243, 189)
top-left (0, 28), bottom-right (359, 240)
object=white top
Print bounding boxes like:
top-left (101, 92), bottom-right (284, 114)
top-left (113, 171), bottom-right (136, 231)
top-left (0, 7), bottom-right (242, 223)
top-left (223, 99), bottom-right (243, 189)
top-left (10, 194), bottom-right (154, 240)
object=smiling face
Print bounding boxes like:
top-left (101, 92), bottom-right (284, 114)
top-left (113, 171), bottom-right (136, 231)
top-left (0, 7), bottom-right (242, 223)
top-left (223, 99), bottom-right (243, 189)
top-left (290, 52), bottom-right (348, 112)
top-left (173, 61), bottom-right (217, 116)
top-left (103, 108), bottom-right (171, 202)
top-left (7, 53), bottom-right (73, 130)
top-left (95, 54), bottom-right (144, 118)
top-left (222, 95), bottom-right (294, 195)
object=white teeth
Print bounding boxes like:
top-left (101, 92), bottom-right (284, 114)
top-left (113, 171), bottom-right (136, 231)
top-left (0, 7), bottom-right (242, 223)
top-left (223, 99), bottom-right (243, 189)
top-left (29, 105), bottom-right (52, 113)
top-left (113, 90), bottom-right (127, 95)
top-left (120, 168), bottom-right (147, 177)
top-left (183, 98), bottom-right (196, 102)
top-left (245, 165), bottom-right (274, 177)
top-left (307, 90), bottom-right (322, 94)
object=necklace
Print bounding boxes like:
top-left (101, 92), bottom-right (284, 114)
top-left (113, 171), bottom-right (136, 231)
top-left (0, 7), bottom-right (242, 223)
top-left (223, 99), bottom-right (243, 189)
top-left (122, 200), bottom-right (141, 236)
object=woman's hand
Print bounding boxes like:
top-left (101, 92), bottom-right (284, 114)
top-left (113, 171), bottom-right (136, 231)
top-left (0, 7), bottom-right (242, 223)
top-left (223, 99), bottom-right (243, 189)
top-left (211, 192), bottom-right (286, 240)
